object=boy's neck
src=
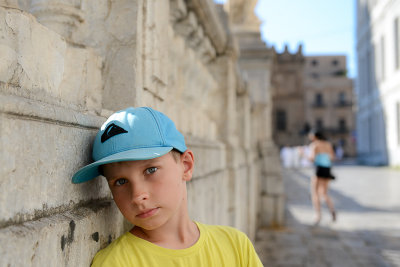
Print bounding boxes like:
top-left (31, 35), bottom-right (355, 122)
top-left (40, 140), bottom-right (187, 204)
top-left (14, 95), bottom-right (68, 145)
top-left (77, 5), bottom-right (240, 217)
top-left (131, 218), bottom-right (199, 250)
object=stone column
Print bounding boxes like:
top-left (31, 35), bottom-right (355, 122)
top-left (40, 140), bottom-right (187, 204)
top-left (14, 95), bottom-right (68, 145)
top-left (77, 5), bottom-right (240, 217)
top-left (227, 0), bottom-right (286, 228)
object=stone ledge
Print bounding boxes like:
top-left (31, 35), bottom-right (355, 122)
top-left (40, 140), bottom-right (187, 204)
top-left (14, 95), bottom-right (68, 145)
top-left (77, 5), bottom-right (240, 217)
top-left (186, 135), bottom-right (225, 149)
top-left (0, 93), bottom-right (105, 129)
top-left (186, 0), bottom-right (227, 54)
top-left (187, 136), bottom-right (227, 179)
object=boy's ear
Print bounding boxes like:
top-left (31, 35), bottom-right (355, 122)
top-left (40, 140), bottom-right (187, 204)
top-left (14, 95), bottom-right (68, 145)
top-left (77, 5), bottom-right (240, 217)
top-left (181, 150), bottom-right (194, 181)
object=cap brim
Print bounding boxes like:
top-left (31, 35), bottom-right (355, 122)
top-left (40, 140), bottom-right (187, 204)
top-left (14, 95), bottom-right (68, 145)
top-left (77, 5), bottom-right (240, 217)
top-left (72, 147), bottom-right (173, 184)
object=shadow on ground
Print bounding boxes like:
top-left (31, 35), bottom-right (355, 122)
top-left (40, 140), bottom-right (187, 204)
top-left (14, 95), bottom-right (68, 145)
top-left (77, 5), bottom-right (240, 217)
top-left (255, 167), bottom-right (400, 267)
top-left (289, 168), bottom-right (396, 213)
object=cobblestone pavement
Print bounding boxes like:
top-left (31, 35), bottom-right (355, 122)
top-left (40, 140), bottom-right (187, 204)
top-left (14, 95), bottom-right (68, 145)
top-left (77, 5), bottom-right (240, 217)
top-left (255, 165), bottom-right (400, 267)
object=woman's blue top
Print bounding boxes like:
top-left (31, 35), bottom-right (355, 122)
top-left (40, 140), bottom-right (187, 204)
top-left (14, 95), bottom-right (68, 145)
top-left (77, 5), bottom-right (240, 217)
top-left (315, 153), bottom-right (331, 167)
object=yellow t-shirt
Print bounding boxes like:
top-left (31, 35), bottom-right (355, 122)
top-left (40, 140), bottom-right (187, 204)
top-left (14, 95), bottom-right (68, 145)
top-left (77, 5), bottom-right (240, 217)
top-left (91, 222), bottom-right (263, 267)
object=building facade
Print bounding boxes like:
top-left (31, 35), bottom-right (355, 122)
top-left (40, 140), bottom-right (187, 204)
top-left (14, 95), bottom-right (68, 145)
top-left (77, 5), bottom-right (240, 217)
top-left (272, 49), bottom-right (355, 157)
top-left (304, 55), bottom-right (356, 157)
top-left (271, 45), bottom-right (306, 147)
top-left (356, 0), bottom-right (400, 166)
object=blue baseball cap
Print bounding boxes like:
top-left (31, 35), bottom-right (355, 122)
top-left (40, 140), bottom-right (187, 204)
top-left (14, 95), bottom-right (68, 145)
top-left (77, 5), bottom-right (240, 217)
top-left (72, 107), bottom-right (187, 183)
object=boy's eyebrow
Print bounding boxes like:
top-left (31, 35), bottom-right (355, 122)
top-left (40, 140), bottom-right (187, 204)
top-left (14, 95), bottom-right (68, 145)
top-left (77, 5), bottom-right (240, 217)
top-left (103, 170), bottom-right (117, 181)
top-left (140, 157), bottom-right (164, 168)
top-left (103, 157), bottom-right (166, 180)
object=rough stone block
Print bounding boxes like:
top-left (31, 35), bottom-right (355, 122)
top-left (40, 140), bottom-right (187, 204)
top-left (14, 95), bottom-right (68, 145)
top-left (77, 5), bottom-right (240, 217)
top-left (0, 0), bottom-right (18, 8)
top-left (234, 165), bottom-right (249, 233)
top-left (187, 169), bottom-right (228, 225)
top-left (265, 176), bottom-right (284, 195)
top-left (0, 102), bottom-right (110, 224)
top-left (0, 7), bottom-right (103, 111)
top-left (0, 7), bottom-right (66, 92)
top-left (275, 195), bottom-right (285, 225)
top-left (0, 200), bottom-right (125, 267)
top-left (59, 46), bottom-right (103, 112)
top-left (187, 137), bottom-right (225, 179)
top-left (260, 195), bottom-right (275, 227)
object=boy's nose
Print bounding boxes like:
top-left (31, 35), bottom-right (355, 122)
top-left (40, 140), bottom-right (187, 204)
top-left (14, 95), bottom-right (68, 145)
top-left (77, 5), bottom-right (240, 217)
top-left (132, 193), bottom-right (148, 204)
top-left (131, 187), bottom-right (149, 205)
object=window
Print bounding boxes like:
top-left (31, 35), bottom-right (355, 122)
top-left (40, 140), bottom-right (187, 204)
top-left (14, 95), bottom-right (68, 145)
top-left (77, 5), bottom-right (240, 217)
top-left (338, 118), bottom-right (347, 132)
top-left (397, 103), bottom-right (400, 145)
top-left (359, 55), bottom-right (366, 97)
top-left (395, 17), bottom-right (400, 69)
top-left (333, 69), bottom-right (346, 76)
top-left (376, 36), bottom-right (385, 81)
top-left (368, 46), bottom-right (374, 95)
top-left (311, 73), bottom-right (319, 79)
top-left (339, 138), bottom-right (346, 147)
top-left (381, 36), bottom-right (385, 80)
top-left (332, 59), bottom-right (339, 66)
top-left (311, 60), bottom-right (318, 66)
top-left (316, 119), bottom-right (323, 131)
top-left (315, 93), bottom-right (323, 106)
top-left (339, 92), bottom-right (346, 105)
top-left (276, 110), bottom-right (287, 131)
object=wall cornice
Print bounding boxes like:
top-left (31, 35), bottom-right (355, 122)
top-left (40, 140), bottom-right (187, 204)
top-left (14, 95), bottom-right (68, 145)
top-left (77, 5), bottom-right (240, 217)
top-left (186, 0), bottom-right (227, 54)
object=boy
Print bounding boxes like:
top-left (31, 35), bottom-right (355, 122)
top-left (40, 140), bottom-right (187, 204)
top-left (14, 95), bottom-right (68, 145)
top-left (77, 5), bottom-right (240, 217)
top-left (72, 107), bottom-right (263, 266)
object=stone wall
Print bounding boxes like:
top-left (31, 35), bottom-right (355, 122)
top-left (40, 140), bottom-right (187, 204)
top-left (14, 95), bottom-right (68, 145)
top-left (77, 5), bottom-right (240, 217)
top-left (0, 0), bottom-right (283, 265)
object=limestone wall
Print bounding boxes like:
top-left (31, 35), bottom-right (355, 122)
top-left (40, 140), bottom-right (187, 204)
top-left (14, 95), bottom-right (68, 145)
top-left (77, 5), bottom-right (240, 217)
top-left (0, 0), bottom-right (283, 265)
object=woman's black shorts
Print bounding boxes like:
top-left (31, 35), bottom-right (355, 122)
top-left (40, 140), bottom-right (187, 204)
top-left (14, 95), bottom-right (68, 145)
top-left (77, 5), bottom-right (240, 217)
top-left (316, 166), bottom-right (335, 179)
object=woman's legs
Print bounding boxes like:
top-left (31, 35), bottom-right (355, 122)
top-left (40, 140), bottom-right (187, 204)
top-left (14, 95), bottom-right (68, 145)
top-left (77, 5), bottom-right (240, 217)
top-left (311, 176), bottom-right (321, 224)
top-left (318, 179), bottom-right (336, 222)
top-left (311, 177), bottom-right (337, 224)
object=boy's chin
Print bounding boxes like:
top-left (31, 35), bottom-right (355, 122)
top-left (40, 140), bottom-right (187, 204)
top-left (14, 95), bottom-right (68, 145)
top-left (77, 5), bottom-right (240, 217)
top-left (131, 220), bottom-right (165, 232)
top-left (130, 224), bottom-right (162, 236)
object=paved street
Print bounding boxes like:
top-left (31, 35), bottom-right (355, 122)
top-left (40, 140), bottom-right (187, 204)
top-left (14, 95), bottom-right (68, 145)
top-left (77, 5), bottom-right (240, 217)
top-left (255, 165), bottom-right (400, 267)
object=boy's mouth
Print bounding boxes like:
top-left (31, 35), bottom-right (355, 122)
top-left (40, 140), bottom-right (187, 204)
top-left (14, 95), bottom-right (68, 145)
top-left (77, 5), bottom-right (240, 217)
top-left (136, 208), bottom-right (159, 219)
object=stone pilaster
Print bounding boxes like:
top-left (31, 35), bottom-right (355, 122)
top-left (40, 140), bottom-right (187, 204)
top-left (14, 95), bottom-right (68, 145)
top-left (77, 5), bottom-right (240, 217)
top-left (138, 0), bottom-right (168, 102)
top-left (30, 0), bottom-right (84, 41)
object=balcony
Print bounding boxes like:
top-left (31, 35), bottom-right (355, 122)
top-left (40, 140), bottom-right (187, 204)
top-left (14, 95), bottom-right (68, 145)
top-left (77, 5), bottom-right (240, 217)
top-left (335, 100), bottom-right (352, 107)
top-left (311, 101), bottom-right (326, 108)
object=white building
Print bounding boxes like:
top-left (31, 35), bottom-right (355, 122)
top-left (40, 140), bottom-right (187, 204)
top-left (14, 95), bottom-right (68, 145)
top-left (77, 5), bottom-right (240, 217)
top-left (356, 0), bottom-right (400, 166)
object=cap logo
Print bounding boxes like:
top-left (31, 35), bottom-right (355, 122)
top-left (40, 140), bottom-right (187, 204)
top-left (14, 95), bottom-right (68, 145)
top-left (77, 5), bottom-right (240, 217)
top-left (101, 123), bottom-right (128, 143)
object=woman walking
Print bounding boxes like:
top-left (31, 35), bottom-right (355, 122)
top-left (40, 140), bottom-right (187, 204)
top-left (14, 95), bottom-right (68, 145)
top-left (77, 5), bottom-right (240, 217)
top-left (308, 131), bottom-right (336, 225)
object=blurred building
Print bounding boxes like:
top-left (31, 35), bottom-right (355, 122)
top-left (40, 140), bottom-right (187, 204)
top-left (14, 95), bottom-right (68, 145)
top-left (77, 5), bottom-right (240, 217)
top-left (356, 0), bottom-right (400, 166)
top-left (304, 55), bottom-right (356, 157)
top-left (271, 45), bottom-right (306, 147)
top-left (272, 48), bottom-right (356, 157)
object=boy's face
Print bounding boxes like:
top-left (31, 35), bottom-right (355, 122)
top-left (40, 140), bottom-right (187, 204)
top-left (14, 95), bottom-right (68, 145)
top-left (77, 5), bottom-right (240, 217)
top-left (102, 150), bottom-right (194, 231)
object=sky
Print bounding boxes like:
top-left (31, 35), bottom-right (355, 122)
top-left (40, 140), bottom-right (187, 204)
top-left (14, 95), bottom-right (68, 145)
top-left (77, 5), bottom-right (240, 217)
top-left (214, 0), bottom-right (356, 78)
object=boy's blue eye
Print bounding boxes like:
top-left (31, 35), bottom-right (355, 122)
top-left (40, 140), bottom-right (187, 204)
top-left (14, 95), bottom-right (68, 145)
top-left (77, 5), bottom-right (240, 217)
top-left (115, 178), bottom-right (128, 186)
top-left (145, 167), bottom-right (157, 174)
